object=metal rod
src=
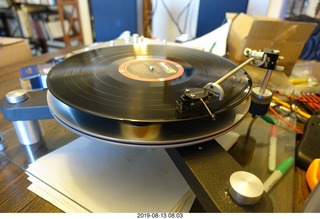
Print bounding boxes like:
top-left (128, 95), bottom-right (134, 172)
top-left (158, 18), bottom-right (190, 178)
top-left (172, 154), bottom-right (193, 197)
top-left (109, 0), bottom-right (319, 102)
top-left (214, 57), bottom-right (255, 85)
top-left (200, 98), bottom-right (215, 119)
top-left (259, 69), bottom-right (273, 95)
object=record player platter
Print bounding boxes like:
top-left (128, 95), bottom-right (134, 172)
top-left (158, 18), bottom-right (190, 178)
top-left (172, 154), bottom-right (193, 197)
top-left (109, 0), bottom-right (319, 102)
top-left (47, 44), bottom-right (252, 147)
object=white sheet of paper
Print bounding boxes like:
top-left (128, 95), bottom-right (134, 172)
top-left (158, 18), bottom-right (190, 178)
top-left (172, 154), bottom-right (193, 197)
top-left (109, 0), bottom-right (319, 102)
top-left (26, 137), bottom-right (195, 212)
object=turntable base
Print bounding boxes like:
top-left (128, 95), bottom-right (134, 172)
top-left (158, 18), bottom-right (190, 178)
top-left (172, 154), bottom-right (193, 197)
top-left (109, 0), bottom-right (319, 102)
top-left (166, 139), bottom-right (273, 212)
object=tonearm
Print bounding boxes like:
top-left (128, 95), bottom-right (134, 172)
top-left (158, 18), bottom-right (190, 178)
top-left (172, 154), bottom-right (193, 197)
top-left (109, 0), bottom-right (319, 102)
top-left (176, 48), bottom-right (284, 119)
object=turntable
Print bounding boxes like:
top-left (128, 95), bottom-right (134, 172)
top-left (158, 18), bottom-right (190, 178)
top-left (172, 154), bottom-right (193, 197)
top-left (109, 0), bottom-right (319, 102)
top-left (0, 40), bottom-right (287, 212)
top-left (46, 44), bottom-right (253, 147)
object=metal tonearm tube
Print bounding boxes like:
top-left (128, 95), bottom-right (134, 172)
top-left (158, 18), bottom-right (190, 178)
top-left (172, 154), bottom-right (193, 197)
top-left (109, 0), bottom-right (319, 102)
top-left (176, 48), bottom-right (284, 118)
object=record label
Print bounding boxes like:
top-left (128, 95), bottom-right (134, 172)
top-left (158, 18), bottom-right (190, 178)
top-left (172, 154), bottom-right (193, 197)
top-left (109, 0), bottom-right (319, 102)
top-left (118, 58), bottom-right (184, 82)
top-left (47, 44), bottom-right (252, 123)
top-left (47, 44), bottom-right (252, 147)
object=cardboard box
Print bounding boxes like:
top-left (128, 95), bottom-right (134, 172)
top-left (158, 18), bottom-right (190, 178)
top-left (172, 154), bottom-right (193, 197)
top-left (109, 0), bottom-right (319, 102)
top-left (0, 37), bottom-right (32, 68)
top-left (227, 13), bottom-right (317, 74)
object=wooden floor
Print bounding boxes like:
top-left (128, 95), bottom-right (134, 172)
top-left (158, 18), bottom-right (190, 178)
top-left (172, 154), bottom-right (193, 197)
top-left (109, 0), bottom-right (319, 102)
top-left (0, 46), bottom-right (312, 213)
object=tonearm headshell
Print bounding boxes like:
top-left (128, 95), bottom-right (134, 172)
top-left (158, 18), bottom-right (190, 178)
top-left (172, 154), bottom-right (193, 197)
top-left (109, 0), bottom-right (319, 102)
top-left (176, 48), bottom-right (284, 119)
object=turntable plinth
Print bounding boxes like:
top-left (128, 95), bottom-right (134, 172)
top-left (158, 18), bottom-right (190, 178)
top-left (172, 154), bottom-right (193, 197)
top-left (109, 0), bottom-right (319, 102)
top-left (166, 140), bottom-right (273, 212)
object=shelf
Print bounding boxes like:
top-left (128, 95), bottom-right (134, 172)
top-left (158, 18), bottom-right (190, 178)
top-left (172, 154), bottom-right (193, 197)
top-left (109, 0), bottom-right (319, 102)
top-left (1, 0), bottom-right (83, 54)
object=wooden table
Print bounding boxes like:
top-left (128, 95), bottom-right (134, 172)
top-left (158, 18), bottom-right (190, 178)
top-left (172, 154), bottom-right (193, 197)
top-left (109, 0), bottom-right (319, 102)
top-left (0, 45), bottom-right (311, 213)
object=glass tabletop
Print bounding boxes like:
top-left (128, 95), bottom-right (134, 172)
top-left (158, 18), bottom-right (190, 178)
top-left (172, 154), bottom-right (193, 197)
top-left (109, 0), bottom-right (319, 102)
top-left (0, 107), bottom-right (296, 212)
top-left (0, 44), bottom-right (298, 213)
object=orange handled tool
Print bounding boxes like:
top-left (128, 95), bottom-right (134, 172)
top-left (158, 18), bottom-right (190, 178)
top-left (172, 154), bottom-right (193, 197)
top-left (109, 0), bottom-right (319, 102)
top-left (306, 158), bottom-right (320, 191)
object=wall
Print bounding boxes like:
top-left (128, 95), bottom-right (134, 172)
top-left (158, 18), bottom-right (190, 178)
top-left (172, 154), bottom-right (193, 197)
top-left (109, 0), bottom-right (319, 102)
top-left (151, 0), bottom-right (248, 41)
top-left (246, 0), bottom-right (270, 16)
top-left (152, 0), bottom-right (200, 42)
top-left (247, 0), bottom-right (320, 18)
top-left (90, 0), bottom-right (137, 42)
top-left (85, 0), bottom-right (319, 43)
top-left (79, 0), bottom-right (93, 45)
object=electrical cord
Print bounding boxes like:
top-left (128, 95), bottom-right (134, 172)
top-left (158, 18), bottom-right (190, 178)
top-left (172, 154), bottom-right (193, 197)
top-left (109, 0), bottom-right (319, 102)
top-left (269, 106), bottom-right (304, 135)
top-left (176, 0), bottom-right (193, 34)
top-left (160, 0), bottom-right (183, 34)
top-left (159, 0), bottom-right (193, 35)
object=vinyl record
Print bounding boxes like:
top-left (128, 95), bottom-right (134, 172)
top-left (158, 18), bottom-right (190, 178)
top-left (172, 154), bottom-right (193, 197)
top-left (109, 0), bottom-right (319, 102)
top-left (47, 90), bottom-right (250, 147)
top-left (47, 44), bottom-right (252, 123)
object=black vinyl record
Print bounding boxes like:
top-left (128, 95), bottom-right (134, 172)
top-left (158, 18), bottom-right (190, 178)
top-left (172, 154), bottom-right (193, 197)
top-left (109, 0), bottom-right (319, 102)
top-left (47, 90), bottom-right (250, 147)
top-left (47, 44), bottom-right (251, 123)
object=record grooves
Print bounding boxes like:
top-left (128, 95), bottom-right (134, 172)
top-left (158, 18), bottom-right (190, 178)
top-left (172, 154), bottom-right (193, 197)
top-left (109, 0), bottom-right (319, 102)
top-left (47, 44), bottom-right (252, 147)
top-left (47, 90), bottom-right (250, 147)
top-left (47, 44), bottom-right (252, 122)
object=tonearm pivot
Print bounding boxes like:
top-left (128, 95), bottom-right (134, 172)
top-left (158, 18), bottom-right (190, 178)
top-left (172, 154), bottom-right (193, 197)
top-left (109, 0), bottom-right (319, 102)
top-left (176, 48), bottom-right (284, 118)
